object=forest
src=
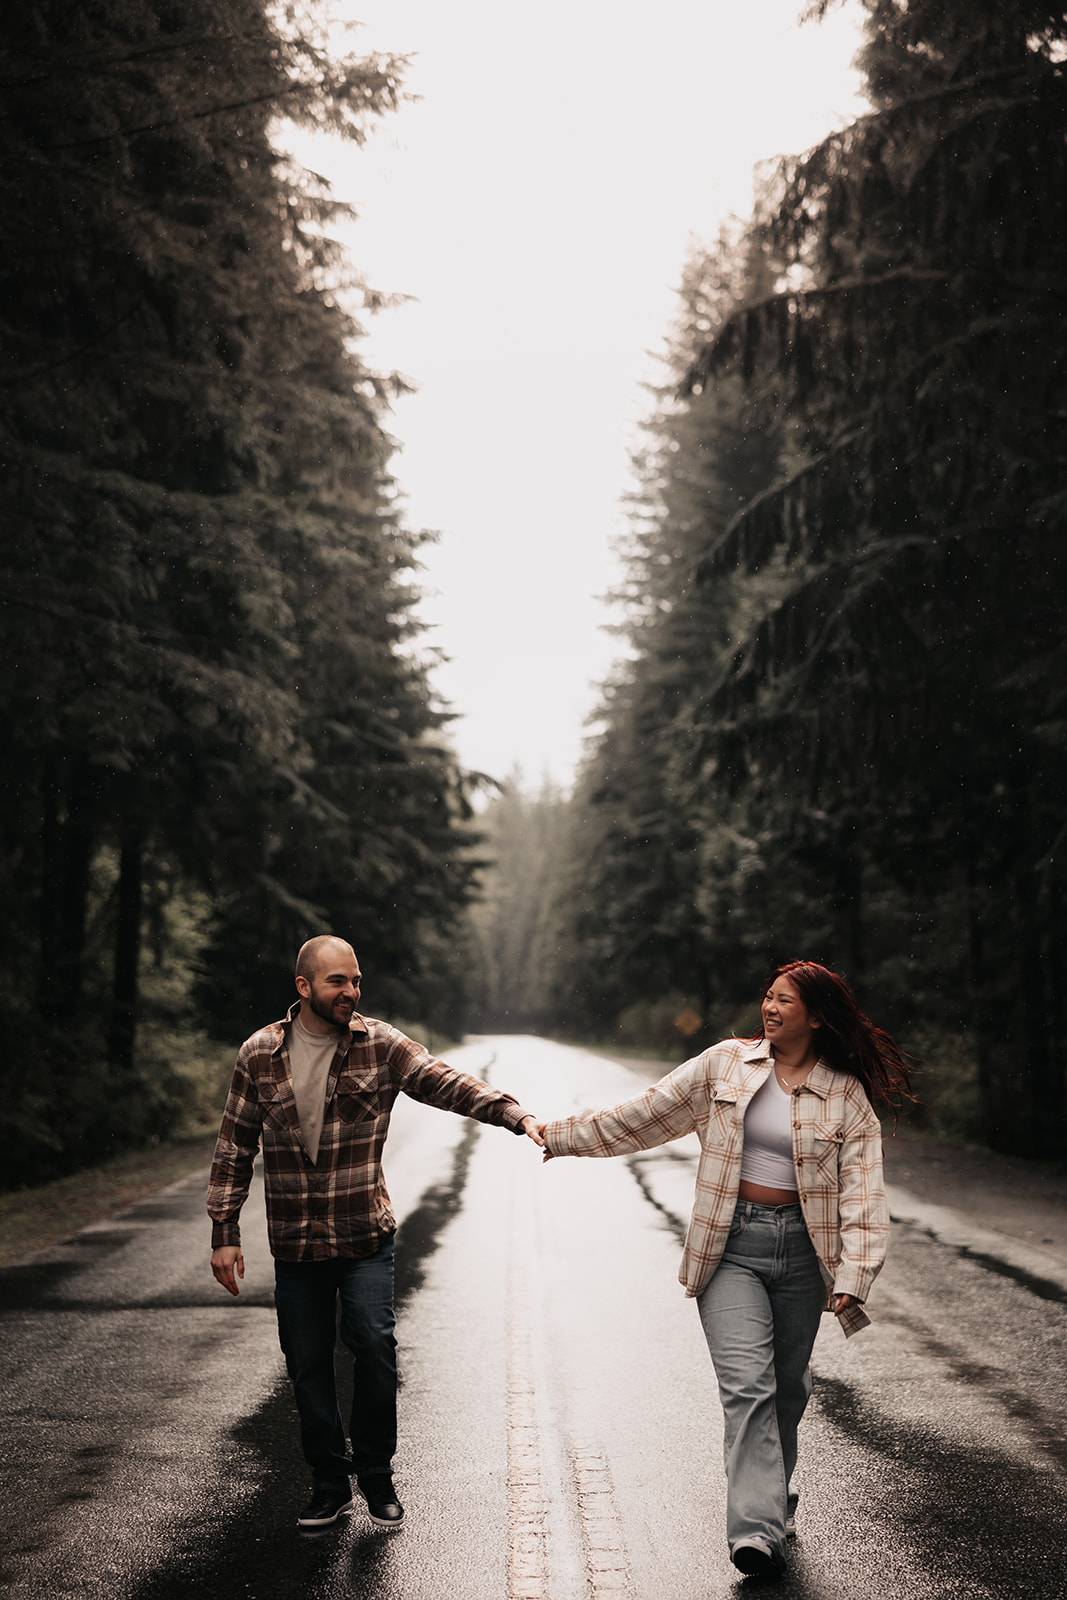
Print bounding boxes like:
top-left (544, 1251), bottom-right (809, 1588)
top-left (2, 0), bottom-right (1064, 1186)
top-left (0, 0), bottom-right (479, 1185)
top-left (471, 0), bottom-right (1067, 1161)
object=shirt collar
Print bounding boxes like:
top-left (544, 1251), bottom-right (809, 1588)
top-left (804, 1060), bottom-right (835, 1099)
top-left (280, 1001), bottom-right (368, 1038)
top-left (739, 1035), bottom-right (835, 1098)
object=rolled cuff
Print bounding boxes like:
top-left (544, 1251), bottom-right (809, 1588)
top-left (211, 1220), bottom-right (242, 1249)
top-left (831, 1257), bottom-right (882, 1304)
top-left (835, 1298), bottom-right (872, 1338)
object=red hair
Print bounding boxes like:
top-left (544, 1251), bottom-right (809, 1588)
top-left (763, 960), bottom-right (916, 1119)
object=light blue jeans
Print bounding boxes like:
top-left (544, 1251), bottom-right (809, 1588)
top-left (697, 1201), bottom-right (826, 1563)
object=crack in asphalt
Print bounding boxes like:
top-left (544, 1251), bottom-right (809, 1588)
top-left (623, 1152), bottom-right (688, 1245)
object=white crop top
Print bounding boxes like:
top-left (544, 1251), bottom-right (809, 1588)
top-left (739, 1072), bottom-right (798, 1191)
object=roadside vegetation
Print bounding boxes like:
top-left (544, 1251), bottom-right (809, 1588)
top-left (1, 0), bottom-right (477, 1188)
top-left (2, 0), bottom-right (1062, 1199)
top-left (470, 2), bottom-right (1067, 1161)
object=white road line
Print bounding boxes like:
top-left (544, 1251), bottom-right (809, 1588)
top-left (507, 1156), bottom-right (634, 1599)
top-left (508, 1256), bottom-right (549, 1599)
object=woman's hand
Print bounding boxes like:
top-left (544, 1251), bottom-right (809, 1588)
top-left (831, 1293), bottom-right (857, 1317)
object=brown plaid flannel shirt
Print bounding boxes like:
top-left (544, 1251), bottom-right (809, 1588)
top-left (543, 1038), bottom-right (889, 1337)
top-left (208, 1006), bottom-right (530, 1261)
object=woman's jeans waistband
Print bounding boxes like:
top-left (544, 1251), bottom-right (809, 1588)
top-left (733, 1198), bottom-right (804, 1220)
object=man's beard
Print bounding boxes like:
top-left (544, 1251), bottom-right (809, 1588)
top-left (308, 991), bottom-right (352, 1030)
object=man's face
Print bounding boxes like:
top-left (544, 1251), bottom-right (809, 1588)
top-left (301, 947), bottom-right (362, 1032)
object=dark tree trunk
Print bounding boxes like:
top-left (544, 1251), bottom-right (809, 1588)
top-left (967, 861), bottom-right (1002, 1149)
top-left (1017, 866), bottom-right (1066, 1159)
top-left (1049, 876), bottom-right (1067, 1155)
top-left (108, 817), bottom-right (144, 1074)
top-left (36, 751), bottom-right (62, 1002)
top-left (52, 755), bottom-right (97, 1016)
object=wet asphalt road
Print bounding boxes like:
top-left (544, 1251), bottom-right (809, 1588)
top-left (2, 1036), bottom-right (1067, 1600)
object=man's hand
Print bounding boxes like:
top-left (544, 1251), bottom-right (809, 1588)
top-left (520, 1114), bottom-right (546, 1148)
top-left (526, 1120), bottom-right (555, 1161)
top-left (211, 1245), bottom-right (245, 1297)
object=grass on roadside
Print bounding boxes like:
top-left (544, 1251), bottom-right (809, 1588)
top-left (0, 1135), bottom-right (218, 1271)
top-left (0, 1014), bottom-right (456, 1273)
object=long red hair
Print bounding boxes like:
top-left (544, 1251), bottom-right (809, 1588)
top-left (762, 960), bottom-right (916, 1118)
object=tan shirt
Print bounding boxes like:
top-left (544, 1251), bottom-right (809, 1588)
top-left (288, 1013), bottom-right (339, 1164)
top-left (542, 1037), bottom-right (890, 1337)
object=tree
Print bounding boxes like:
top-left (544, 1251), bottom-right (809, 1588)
top-left (465, 774), bottom-right (570, 1031)
top-left (551, 2), bottom-right (1067, 1158)
top-left (545, 230), bottom-right (791, 1043)
top-left (0, 0), bottom-right (477, 1182)
top-left (678, 0), bottom-right (1067, 1151)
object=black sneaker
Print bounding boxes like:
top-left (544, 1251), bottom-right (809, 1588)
top-left (296, 1485), bottom-right (355, 1530)
top-left (731, 1538), bottom-right (784, 1579)
top-left (358, 1473), bottom-right (405, 1528)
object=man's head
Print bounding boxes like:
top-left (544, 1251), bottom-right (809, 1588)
top-left (294, 936), bottom-right (361, 1035)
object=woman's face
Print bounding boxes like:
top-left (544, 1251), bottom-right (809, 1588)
top-left (761, 977), bottom-right (819, 1053)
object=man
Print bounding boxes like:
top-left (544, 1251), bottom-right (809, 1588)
top-left (208, 934), bottom-right (543, 1532)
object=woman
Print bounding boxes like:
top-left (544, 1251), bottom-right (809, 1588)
top-left (535, 960), bottom-right (913, 1581)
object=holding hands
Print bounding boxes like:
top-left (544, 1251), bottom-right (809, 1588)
top-left (521, 1118), bottom-right (553, 1159)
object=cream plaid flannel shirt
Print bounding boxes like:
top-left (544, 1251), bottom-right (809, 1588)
top-left (543, 1037), bottom-right (889, 1337)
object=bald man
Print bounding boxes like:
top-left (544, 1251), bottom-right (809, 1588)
top-left (208, 935), bottom-right (543, 1533)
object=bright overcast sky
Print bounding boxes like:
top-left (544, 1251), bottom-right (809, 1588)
top-left (301, 0), bottom-right (867, 789)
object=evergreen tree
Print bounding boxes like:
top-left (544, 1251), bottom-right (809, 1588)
top-left (551, 2), bottom-right (1066, 1157)
top-left (466, 775), bottom-right (568, 1031)
top-left (681, 0), bottom-right (1067, 1151)
top-left (0, 0), bottom-right (476, 1182)
top-left (547, 230), bottom-right (788, 1043)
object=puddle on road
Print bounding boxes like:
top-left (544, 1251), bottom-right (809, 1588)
top-left (954, 1245), bottom-right (1067, 1306)
top-left (0, 1235), bottom-right (133, 1311)
top-left (394, 1118), bottom-right (480, 1312)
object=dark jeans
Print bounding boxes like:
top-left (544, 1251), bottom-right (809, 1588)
top-left (274, 1238), bottom-right (398, 1490)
